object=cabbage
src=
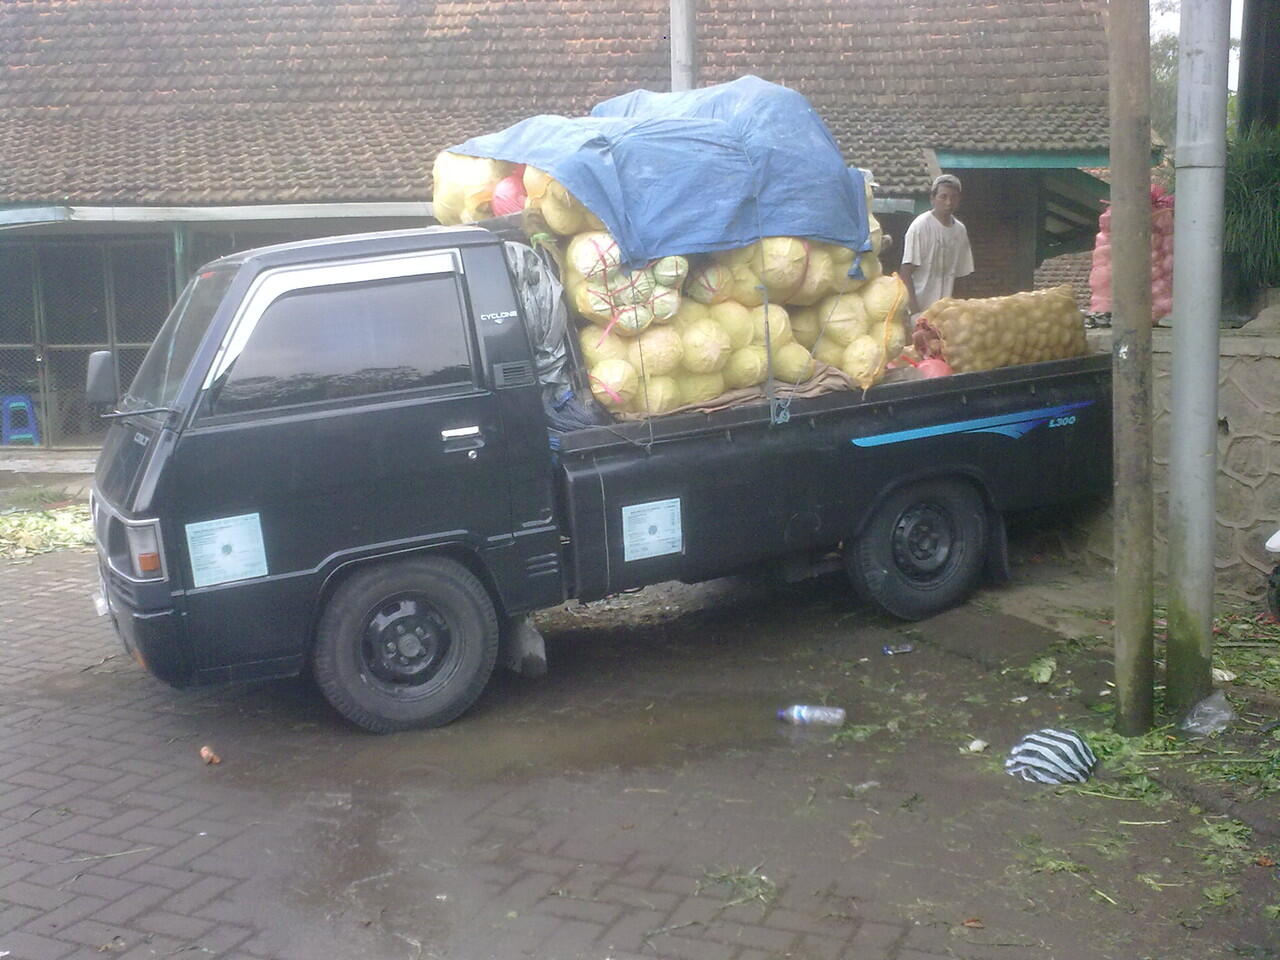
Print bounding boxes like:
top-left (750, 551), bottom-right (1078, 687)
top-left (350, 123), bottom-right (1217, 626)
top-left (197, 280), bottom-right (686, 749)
top-left (686, 263), bottom-right (733, 304)
top-left (609, 267), bottom-right (658, 306)
top-left (579, 327), bottom-right (628, 366)
top-left (750, 304), bottom-right (793, 348)
top-left (540, 179), bottom-right (604, 235)
top-left (870, 318), bottom-right (907, 360)
top-left (541, 190), bottom-right (588, 235)
top-left (841, 335), bottom-right (886, 389)
top-left (566, 270), bottom-right (614, 324)
top-left (825, 242), bottom-right (857, 271)
top-left (757, 237), bottom-right (809, 301)
top-left (723, 345), bottom-right (770, 388)
top-left (787, 247), bottom-right (835, 306)
top-left (589, 358), bottom-right (639, 410)
top-left (626, 325), bottom-right (684, 376)
top-left (728, 262), bottom-right (765, 307)
top-left (789, 305), bottom-right (821, 349)
top-left (828, 242), bottom-right (869, 293)
top-left (861, 275), bottom-right (906, 326)
top-left (431, 152), bottom-right (512, 225)
top-left (670, 298), bottom-right (711, 330)
top-left (523, 166), bottom-right (553, 203)
top-left (857, 251), bottom-right (884, 285)
top-left (612, 303), bottom-right (654, 337)
top-left (632, 375), bottom-right (682, 415)
top-left (812, 337), bottom-right (846, 367)
top-left (714, 242), bottom-right (760, 267)
top-left (676, 371), bottom-right (727, 405)
top-left (814, 293), bottom-right (868, 345)
top-left (680, 318), bottom-right (732, 373)
top-left (652, 256), bottom-right (689, 288)
top-left (709, 301), bottom-right (754, 349)
top-left (567, 232), bottom-right (622, 280)
top-left (773, 342), bottom-right (816, 383)
top-left (649, 285), bottom-right (681, 320)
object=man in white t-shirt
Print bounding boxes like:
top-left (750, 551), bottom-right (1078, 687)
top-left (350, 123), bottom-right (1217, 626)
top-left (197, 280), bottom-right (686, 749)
top-left (899, 174), bottom-right (974, 318)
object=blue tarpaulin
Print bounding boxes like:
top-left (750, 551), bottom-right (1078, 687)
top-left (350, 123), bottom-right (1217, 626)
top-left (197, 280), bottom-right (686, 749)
top-left (449, 76), bottom-right (869, 270)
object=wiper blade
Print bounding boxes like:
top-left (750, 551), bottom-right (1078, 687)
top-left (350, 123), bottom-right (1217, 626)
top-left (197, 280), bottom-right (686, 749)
top-left (99, 406), bottom-right (178, 420)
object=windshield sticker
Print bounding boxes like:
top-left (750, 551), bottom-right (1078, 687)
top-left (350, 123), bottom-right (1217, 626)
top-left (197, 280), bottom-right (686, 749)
top-left (185, 513), bottom-right (268, 588)
top-left (622, 498), bottom-right (683, 562)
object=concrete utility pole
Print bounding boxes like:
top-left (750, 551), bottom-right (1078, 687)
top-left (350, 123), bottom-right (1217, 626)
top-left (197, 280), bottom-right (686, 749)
top-left (669, 0), bottom-right (697, 92)
top-left (1109, 0), bottom-right (1155, 735)
top-left (1166, 0), bottom-right (1231, 716)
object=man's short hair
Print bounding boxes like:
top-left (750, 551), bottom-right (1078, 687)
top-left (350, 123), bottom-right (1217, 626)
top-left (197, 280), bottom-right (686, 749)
top-left (931, 174), bottom-right (962, 195)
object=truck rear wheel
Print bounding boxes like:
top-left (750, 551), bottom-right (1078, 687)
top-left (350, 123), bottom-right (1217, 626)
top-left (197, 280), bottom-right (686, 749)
top-left (845, 478), bottom-right (987, 621)
top-left (314, 556), bottom-right (498, 732)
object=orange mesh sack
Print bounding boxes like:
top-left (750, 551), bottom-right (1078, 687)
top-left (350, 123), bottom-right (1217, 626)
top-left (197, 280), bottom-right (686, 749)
top-left (915, 286), bottom-right (1090, 374)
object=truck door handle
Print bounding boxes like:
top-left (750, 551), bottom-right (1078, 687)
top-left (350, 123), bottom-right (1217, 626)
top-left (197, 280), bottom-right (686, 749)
top-left (441, 426), bottom-right (481, 440)
top-left (441, 425), bottom-right (485, 454)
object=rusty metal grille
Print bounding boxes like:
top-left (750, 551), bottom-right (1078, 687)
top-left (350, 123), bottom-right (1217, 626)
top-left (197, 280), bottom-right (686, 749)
top-left (39, 243), bottom-right (109, 348)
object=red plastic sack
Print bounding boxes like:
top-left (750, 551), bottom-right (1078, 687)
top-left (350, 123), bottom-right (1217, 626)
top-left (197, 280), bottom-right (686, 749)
top-left (491, 172), bottom-right (528, 216)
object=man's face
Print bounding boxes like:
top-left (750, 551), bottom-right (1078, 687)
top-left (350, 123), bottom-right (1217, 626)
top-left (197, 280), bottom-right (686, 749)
top-left (932, 184), bottom-right (961, 218)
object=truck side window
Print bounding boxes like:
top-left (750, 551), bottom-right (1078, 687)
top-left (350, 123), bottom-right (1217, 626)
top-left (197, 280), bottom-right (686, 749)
top-left (209, 274), bottom-right (471, 416)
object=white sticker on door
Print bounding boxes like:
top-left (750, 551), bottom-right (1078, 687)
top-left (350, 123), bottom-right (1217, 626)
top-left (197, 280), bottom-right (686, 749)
top-left (622, 498), bottom-right (683, 562)
top-left (185, 513), bottom-right (269, 588)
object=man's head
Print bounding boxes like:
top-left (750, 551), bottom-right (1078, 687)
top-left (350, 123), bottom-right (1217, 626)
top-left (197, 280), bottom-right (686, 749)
top-left (930, 174), bottom-right (962, 221)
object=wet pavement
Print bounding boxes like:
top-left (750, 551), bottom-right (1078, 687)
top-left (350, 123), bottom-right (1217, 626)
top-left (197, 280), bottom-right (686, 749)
top-left (0, 550), bottom-right (1276, 960)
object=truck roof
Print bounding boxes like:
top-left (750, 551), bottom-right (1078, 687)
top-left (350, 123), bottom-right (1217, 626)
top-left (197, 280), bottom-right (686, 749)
top-left (206, 225), bottom-right (497, 272)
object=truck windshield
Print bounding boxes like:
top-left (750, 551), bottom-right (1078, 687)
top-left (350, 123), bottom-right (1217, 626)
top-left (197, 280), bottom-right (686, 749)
top-left (126, 268), bottom-right (235, 410)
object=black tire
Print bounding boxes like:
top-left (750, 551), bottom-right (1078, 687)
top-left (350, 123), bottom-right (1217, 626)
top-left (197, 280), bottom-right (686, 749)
top-left (314, 556), bottom-right (499, 732)
top-left (845, 478), bottom-right (988, 621)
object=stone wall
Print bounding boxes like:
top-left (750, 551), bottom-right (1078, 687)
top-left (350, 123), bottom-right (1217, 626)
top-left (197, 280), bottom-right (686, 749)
top-left (1084, 331), bottom-right (1280, 601)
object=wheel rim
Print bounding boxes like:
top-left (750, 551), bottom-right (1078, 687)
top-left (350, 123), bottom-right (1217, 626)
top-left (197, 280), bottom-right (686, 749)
top-left (890, 501), bottom-right (957, 582)
top-left (360, 594), bottom-right (456, 695)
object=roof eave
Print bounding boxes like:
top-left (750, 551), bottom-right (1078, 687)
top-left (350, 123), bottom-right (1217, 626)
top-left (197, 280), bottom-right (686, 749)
top-left (0, 201), bottom-right (435, 230)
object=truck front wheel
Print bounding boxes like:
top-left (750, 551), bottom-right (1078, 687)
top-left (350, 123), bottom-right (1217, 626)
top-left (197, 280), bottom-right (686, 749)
top-left (845, 478), bottom-right (987, 621)
top-left (314, 556), bottom-right (499, 732)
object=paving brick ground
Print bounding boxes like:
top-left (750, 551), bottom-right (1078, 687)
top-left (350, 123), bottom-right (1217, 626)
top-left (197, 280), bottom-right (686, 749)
top-left (0, 551), bottom-right (951, 960)
top-left (0, 549), bottom-right (1273, 960)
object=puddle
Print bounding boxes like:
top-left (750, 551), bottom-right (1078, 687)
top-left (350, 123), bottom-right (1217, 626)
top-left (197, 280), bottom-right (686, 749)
top-left (224, 691), bottom-right (784, 792)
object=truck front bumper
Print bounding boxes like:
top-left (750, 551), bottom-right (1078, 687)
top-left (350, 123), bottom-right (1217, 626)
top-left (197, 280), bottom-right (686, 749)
top-left (96, 565), bottom-right (193, 687)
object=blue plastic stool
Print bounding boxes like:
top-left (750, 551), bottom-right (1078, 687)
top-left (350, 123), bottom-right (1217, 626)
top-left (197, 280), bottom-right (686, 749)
top-left (1, 395), bottom-right (41, 445)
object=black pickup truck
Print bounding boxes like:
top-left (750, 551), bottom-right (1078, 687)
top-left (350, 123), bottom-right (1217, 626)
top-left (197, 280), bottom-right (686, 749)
top-left (87, 226), bottom-right (1111, 731)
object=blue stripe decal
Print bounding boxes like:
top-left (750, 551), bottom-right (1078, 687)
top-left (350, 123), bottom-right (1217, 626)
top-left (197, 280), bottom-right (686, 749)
top-left (852, 400), bottom-right (1094, 448)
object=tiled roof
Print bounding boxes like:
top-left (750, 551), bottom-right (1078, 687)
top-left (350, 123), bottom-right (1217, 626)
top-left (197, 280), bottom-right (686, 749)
top-left (0, 0), bottom-right (1109, 206)
top-left (1035, 251), bottom-right (1093, 310)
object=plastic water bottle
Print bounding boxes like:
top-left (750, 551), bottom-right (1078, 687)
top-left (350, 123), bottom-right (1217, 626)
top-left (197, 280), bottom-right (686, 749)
top-left (777, 705), bottom-right (846, 726)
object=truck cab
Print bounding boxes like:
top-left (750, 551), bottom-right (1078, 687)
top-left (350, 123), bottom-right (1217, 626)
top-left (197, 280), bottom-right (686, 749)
top-left (91, 227), bottom-right (561, 728)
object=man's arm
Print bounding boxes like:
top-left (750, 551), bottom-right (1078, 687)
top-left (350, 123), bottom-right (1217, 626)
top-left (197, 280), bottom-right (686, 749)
top-left (899, 215), bottom-right (924, 315)
top-left (956, 224), bottom-right (975, 279)
top-left (899, 261), bottom-right (920, 315)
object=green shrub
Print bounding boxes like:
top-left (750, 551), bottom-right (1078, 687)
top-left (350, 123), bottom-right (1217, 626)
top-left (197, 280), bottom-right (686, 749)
top-left (1223, 124), bottom-right (1280, 290)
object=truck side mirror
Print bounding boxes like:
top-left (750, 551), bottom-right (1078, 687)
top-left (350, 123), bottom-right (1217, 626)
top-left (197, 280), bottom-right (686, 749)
top-left (85, 351), bottom-right (118, 406)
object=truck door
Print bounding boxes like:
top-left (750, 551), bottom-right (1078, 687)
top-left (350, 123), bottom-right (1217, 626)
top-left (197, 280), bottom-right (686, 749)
top-left (165, 250), bottom-right (509, 676)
